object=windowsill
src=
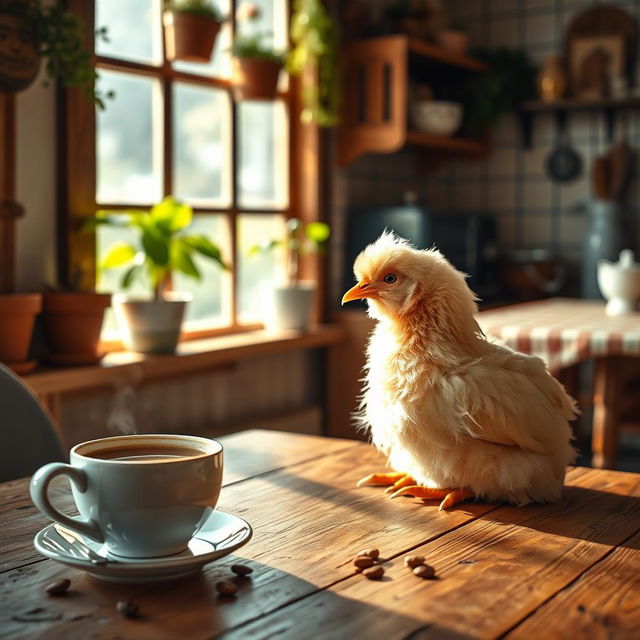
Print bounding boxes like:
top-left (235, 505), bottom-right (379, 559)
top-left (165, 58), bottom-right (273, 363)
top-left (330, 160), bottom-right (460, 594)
top-left (22, 324), bottom-right (346, 396)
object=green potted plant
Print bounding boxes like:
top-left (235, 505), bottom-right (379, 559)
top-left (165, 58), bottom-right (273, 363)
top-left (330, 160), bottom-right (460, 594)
top-left (250, 218), bottom-right (330, 332)
top-left (89, 196), bottom-right (228, 354)
top-left (163, 0), bottom-right (225, 63)
top-left (41, 272), bottom-right (111, 366)
top-left (231, 33), bottom-right (285, 101)
top-left (463, 48), bottom-right (536, 135)
top-left (0, 0), bottom-right (110, 107)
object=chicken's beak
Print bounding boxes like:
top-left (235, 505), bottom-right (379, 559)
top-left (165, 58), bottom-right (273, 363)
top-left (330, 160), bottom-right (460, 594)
top-left (342, 280), bottom-right (377, 305)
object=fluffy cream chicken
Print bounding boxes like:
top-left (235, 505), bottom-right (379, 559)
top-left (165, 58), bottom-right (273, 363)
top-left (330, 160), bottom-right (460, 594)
top-left (342, 233), bottom-right (577, 510)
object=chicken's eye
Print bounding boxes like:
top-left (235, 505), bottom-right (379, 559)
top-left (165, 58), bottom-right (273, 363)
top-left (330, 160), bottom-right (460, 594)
top-left (383, 273), bottom-right (397, 284)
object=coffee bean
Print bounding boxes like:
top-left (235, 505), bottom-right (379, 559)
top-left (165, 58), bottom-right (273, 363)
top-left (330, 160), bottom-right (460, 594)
top-left (353, 555), bottom-right (375, 569)
top-left (231, 564), bottom-right (253, 576)
top-left (357, 548), bottom-right (380, 560)
top-left (216, 580), bottom-right (238, 596)
top-left (404, 555), bottom-right (426, 569)
top-left (116, 600), bottom-right (139, 619)
top-left (413, 564), bottom-right (436, 579)
top-left (362, 565), bottom-right (384, 580)
top-left (44, 578), bottom-right (70, 596)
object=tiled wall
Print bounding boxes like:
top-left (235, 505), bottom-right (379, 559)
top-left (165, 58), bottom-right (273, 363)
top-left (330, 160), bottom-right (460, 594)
top-left (331, 0), bottom-right (640, 301)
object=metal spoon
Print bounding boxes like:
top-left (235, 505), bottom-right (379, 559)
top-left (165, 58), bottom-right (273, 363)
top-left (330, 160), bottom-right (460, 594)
top-left (47, 524), bottom-right (110, 565)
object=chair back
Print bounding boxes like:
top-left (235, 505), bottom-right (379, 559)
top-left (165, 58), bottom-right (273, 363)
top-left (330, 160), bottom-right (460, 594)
top-left (0, 364), bottom-right (65, 482)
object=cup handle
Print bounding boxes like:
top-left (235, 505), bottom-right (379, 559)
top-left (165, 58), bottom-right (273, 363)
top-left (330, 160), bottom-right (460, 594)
top-left (29, 462), bottom-right (104, 543)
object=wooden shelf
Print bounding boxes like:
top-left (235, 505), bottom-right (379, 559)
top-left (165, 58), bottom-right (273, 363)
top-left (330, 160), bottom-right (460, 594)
top-left (21, 324), bottom-right (346, 397)
top-left (518, 96), bottom-right (640, 148)
top-left (406, 131), bottom-right (486, 153)
top-left (407, 37), bottom-right (488, 72)
top-left (520, 96), bottom-right (640, 112)
top-left (339, 35), bottom-right (487, 166)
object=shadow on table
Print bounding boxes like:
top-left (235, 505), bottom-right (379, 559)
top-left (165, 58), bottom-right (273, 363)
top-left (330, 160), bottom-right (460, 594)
top-left (2, 556), bottom-right (474, 640)
top-left (476, 485), bottom-right (640, 549)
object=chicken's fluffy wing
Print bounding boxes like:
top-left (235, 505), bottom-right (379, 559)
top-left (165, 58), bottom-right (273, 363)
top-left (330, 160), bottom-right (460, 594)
top-left (435, 346), bottom-right (577, 455)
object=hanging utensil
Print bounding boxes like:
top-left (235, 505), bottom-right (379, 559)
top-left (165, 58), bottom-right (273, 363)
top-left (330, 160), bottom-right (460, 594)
top-left (592, 155), bottom-right (610, 200)
top-left (545, 110), bottom-right (582, 183)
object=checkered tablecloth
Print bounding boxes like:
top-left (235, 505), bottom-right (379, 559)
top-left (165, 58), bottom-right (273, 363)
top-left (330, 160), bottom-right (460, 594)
top-left (477, 298), bottom-right (640, 373)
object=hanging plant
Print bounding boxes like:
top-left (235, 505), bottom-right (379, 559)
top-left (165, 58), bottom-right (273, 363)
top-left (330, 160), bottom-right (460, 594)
top-left (287, 0), bottom-right (340, 127)
top-left (0, 0), bottom-right (112, 107)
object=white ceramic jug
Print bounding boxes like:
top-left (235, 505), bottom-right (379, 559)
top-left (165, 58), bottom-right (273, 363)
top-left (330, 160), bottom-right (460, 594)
top-left (597, 249), bottom-right (640, 315)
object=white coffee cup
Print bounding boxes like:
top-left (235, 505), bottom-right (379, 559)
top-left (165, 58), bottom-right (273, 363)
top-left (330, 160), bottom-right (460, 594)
top-left (30, 434), bottom-right (223, 559)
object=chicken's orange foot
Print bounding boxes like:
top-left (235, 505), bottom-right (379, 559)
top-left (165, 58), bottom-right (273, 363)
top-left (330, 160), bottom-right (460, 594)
top-left (356, 472), bottom-right (414, 488)
top-left (389, 485), bottom-right (474, 510)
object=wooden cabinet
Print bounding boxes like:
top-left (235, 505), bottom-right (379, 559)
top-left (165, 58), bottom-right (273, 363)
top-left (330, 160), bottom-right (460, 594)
top-left (339, 35), bottom-right (488, 166)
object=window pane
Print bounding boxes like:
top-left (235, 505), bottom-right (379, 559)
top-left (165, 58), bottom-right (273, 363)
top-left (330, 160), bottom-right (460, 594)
top-left (96, 0), bottom-right (161, 65)
top-left (96, 70), bottom-right (162, 204)
top-left (172, 0), bottom-right (232, 78)
top-left (96, 215), bottom-right (231, 338)
top-left (236, 0), bottom-right (287, 51)
top-left (173, 83), bottom-right (232, 206)
top-left (237, 101), bottom-right (288, 209)
top-left (175, 215), bottom-right (231, 329)
top-left (237, 214), bottom-right (287, 323)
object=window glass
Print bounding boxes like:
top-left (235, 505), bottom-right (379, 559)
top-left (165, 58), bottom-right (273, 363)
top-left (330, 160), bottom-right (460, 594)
top-left (96, 70), bottom-right (162, 204)
top-left (173, 83), bottom-right (232, 206)
top-left (237, 213), bottom-right (287, 323)
top-left (237, 101), bottom-right (288, 209)
top-left (95, 0), bottom-right (161, 65)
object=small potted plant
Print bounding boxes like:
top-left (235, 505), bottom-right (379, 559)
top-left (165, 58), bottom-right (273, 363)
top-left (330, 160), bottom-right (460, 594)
top-left (41, 272), bottom-right (111, 366)
top-left (89, 196), bottom-right (228, 354)
top-left (250, 218), bottom-right (330, 332)
top-left (0, 0), bottom-right (110, 107)
top-left (163, 0), bottom-right (225, 63)
top-left (231, 3), bottom-right (285, 101)
top-left (0, 292), bottom-right (41, 374)
top-left (231, 33), bottom-right (285, 100)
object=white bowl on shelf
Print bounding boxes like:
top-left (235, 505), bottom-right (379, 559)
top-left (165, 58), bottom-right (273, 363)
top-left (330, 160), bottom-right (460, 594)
top-left (410, 100), bottom-right (463, 136)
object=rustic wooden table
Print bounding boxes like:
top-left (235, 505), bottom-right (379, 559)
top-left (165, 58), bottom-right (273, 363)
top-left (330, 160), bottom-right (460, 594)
top-left (1, 430), bottom-right (639, 639)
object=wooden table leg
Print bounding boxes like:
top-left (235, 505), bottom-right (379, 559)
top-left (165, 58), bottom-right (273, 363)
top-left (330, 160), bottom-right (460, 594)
top-left (592, 357), bottom-right (620, 469)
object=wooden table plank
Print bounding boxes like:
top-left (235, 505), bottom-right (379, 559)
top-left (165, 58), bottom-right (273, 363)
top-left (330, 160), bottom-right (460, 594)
top-left (218, 468), bottom-right (640, 640)
top-left (505, 529), bottom-right (640, 639)
top-left (0, 430), bottom-right (358, 574)
top-left (0, 443), bottom-right (500, 639)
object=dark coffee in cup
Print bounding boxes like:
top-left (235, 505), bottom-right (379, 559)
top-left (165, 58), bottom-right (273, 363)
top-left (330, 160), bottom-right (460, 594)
top-left (87, 444), bottom-right (203, 462)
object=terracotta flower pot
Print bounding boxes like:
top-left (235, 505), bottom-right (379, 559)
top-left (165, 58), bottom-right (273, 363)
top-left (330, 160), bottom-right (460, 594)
top-left (163, 11), bottom-right (221, 63)
top-left (0, 293), bottom-right (41, 373)
top-left (42, 292), bottom-right (111, 365)
top-left (0, 0), bottom-right (41, 93)
top-left (232, 58), bottom-right (281, 101)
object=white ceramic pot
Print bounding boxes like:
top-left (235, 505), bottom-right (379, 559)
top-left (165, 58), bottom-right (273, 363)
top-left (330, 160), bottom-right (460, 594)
top-left (262, 283), bottom-right (316, 332)
top-left (410, 100), bottom-right (463, 136)
top-left (113, 293), bottom-right (191, 354)
top-left (597, 250), bottom-right (640, 315)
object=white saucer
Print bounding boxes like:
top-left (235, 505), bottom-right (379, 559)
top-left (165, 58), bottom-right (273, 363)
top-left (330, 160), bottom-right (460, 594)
top-left (34, 510), bottom-right (252, 583)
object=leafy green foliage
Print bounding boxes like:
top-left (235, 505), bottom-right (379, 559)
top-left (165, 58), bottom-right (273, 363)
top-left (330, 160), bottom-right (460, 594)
top-left (88, 196), bottom-right (228, 300)
top-left (287, 0), bottom-right (340, 127)
top-left (250, 218), bottom-right (330, 284)
top-left (231, 34), bottom-right (285, 64)
top-left (463, 48), bottom-right (536, 134)
top-left (165, 0), bottom-right (225, 20)
top-left (28, 1), bottom-right (112, 109)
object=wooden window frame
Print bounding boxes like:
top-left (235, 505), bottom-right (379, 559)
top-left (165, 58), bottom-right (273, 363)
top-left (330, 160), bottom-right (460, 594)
top-left (58, 0), bottom-right (327, 344)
